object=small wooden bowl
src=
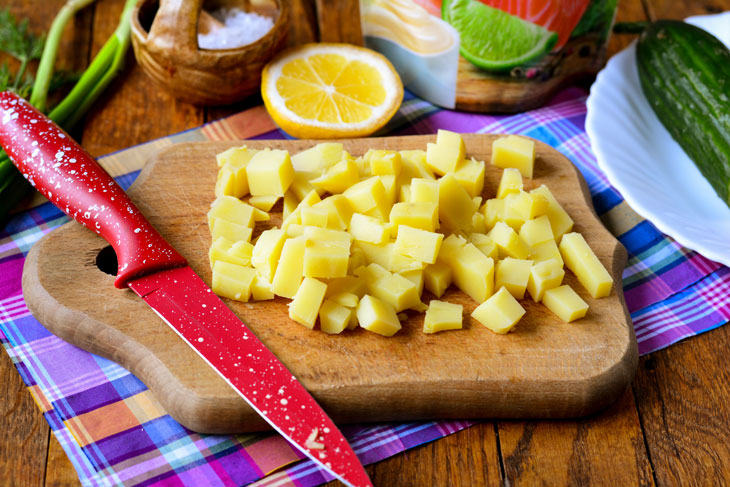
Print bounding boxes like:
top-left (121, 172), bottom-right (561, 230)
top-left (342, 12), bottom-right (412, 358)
top-left (131, 0), bottom-right (289, 105)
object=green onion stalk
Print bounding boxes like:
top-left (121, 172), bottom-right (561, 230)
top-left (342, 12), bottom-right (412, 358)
top-left (0, 0), bottom-right (137, 222)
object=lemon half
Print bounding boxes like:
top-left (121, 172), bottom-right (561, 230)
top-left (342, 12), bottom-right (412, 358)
top-left (261, 43), bottom-right (403, 139)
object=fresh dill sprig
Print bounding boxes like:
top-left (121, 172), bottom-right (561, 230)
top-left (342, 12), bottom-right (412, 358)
top-left (0, 8), bottom-right (45, 91)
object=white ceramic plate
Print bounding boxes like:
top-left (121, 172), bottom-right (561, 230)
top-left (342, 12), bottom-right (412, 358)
top-left (586, 12), bottom-right (730, 266)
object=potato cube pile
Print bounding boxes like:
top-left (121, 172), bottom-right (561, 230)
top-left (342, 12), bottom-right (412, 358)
top-left (207, 132), bottom-right (613, 337)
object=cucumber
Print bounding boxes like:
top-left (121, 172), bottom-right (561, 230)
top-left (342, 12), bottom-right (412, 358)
top-left (636, 20), bottom-right (730, 207)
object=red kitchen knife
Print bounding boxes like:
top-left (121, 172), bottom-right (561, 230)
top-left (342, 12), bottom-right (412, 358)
top-left (0, 91), bottom-right (372, 487)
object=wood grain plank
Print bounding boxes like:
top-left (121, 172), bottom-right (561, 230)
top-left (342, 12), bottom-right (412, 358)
top-left (79, 0), bottom-right (204, 158)
top-left (634, 327), bottom-right (730, 486)
top-left (314, 0), bottom-right (363, 45)
top-left (45, 434), bottom-right (80, 487)
top-left (0, 351), bottom-right (49, 487)
top-left (606, 0), bottom-right (648, 58)
top-left (498, 388), bottom-right (655, 486)
top-left (325, 423), bottom-right (502, 487)
top-left (288, 0), bottom-right (319, 46)
top-left (643, 0), bottom-right (726, 21)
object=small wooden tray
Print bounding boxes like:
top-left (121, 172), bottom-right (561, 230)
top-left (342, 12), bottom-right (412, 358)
top-left (22, 135), bottom-right (637, 434)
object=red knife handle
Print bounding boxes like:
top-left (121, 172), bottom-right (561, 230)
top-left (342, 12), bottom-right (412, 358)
top-left (0, 91), bottom-right (186, 288)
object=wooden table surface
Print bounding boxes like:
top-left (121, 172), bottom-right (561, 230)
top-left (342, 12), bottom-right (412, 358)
top-left (2, 1), bottom-right (729, 486)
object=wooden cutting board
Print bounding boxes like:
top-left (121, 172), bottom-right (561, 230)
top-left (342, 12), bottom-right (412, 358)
top-left (22, 134), bottom-right (637, 434)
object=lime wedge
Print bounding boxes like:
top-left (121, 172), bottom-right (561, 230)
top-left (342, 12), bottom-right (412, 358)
top-left (442, 0), bottom-right (558, 72)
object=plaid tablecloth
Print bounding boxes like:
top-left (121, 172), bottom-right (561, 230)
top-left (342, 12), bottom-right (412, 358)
top-left (1, 87), bottom-right (727, 487)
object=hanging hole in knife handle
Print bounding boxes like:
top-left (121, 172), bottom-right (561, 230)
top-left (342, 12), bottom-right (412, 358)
top-left (96, 246), bottom-right (118, 276)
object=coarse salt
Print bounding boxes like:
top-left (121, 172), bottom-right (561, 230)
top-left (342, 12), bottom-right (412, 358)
top-left (198, 8), bottom-right (274, 50)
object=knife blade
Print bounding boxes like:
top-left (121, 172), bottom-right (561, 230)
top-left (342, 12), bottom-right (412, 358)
top-left (0, 91), bottom-right (372, 487)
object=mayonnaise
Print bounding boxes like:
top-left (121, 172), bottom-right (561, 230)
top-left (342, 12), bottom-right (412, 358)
top-left (361, 0), bottom-right (454, 54)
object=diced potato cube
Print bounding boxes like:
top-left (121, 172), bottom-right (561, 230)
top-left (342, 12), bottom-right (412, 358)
top-left (291, 143), bottom-right (343, 179)
top-left (469, 233), bottom-right (498, 259)
top-left (319, 299), bottom-right (353, 334)
top-left (437, 233), bottom-right (467, 265)
top-left (471, 212), bottom-right (487, 234)
top-left (399, 269), bottom-right (424, 296)
top-left (439, 174), bottom-right (477, 232)
top-left (289, 176), bottom-right (320, 201)
top-left (488, 221), bottom-right (530, 259)
top-left (246, 149), bottom-right (295, 196)
top-left (450, 243), bottom-right (495, 303)
top-left (501, 205), bottom-right (525, 232)
top-left (495, 257), bottom-right (533, 299)
top-left (504, 191), bottom-right (548, 222)
top-left (211, 219), bottom-right (253, 243)
top-left (353, 240), bottom-right (392, 269)
top-left (208, 196), bottom-right (255, 229)
top-left (313, 195), bottom-right (353, 231)
top-left (289, 277), bottom-right (327, 329)
top-left (519, 215), bottom-right (554, 247)
top-left (492, 135), bottom-right (535, 178)
top-left (209, 236), bottom-right (236, 266)
top-left (329, 292), bottom-right (360, 308)
top-left (452, 157), bottom-right (485, 197)
top-left (285, 223), bottom-right (305, 237)
top-left (410, 178), bottom-right (439, 204)
top-left (530, 185), bottom-right (574, 240)
top-left (487, 222), bottom-right (529, 259)
top-left (496, 168), bottom-right (523, 199)
top-left (215, 163), bottom-right (249, 198)
top-left (300, 206), bottom-right (329, 227)
top-left (348, 246), bottom-right (367, 274)
top-left (399, 150), bottom-right (435, 180)
top-left (350, 213), bottom-right (390, 244)
top-left (216, 146), bottom-right (257, 168)
top-left (369, 150), bottom-right (402, 176)
top-left (426, 130), bottom-right (465, 175)
top-left (304, 240), bottom-right (350, 279)
top-left (393, 225), bottom-right (443, 264)
top-left (347, 311), bottom-right (359, 330)
top-left (559, 233), bottom-right (613, 298)
top-left (388, 249), bottom-right (426, 273)
top-left (361, 265), bottom-right (423, 312)
top-left (530, 239), bottom-right (564, 265)
top-left (228, 240), bottom-right (254, 266)
top-left (389, 201), bottom-right (439, 232)
top-left (252, 229), bottom-right (287, 282)
top-left (310, 158), bottom-right (359, 194)
top-left (424, 261), bottom-right (452, 298)
top-left (283, 191), bottom-right (298, 220)
top-left (471, 287), bottom-right (526, 334)
top-left (252, 207), bottom-right (270, 222)
top-left (356, 295), bottom-right (401, 337)
top-left (248, 195), bottom-right (280, 212)
top-left (271, 236), bottom-right (306, 298)
top-left (543, 285), bottom-right (588, 322)
top-left (355, 155), bottom-right (371, 178)
top-left (527, 259), bottom-right (565, 302)
top-left (368, 175), bottom-right (396, 220)
top-left (343, 176), bottom-right (387, 215)
top-left (483, 198), bottom-right (504, 231)
top-left (303, 226), bottom-right (352, 247)
top-left (251, 274), bottom-right (275, 301)
top-left (398, 184), bottom-right (411, 203)
top-left (325, 275), bottom-right (366, 298)
top-left (212, 261), bottom-right (257, 302)
top-left (423, 300), bottom-right (463, 333)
